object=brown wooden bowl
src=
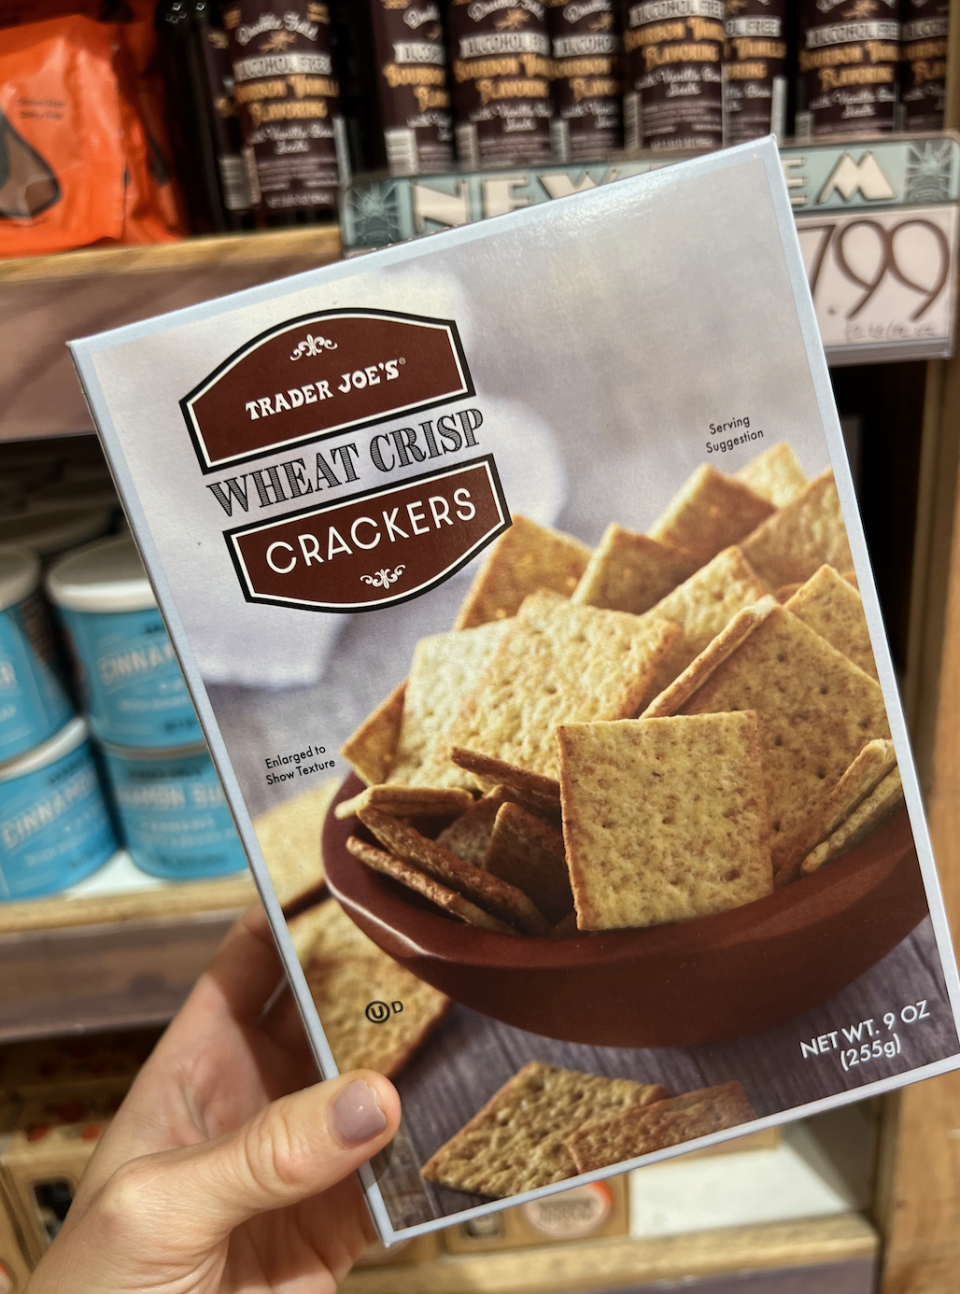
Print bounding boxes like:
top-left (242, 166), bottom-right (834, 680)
top-left (323, 773), bottom-right (929, 1048)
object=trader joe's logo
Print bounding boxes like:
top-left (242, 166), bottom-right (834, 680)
top-left (225, 457), bottom-right (509, 612)
top-left (182, 309), bottom-right (473, 473)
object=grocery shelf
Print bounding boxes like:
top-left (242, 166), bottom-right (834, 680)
top-left (341, 1214), bottom-right (877, 1293)
top-left (341, 133), bottom-right (960, 368)
top-left (0, 225), bottom-right (341, 442)
top-left (1, 135), bottom-right (956, 446)
top-left (0, 872), bottom-right (255, 1042)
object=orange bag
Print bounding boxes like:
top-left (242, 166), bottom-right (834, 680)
top-left (109, 3), bottom-right (185, 244)
top-left (0, 15), bottom-right (127, 256)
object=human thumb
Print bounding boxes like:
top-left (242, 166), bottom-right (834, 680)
top-left (102, 1071), bottom-right (400, 1243)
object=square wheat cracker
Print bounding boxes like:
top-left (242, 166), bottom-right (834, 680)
top-left (641, 546), bottom-right (765, 699)
top-left (560, 713), bottom-right (772, 931)
top-left (388, 620), bottom-right (511, 787)
top-left (483, 802), bottom-right (572, 924)
top-left (287, 897), bottom-right (378, 962)
top-left (454, 515), bottom-right (592, 630)
top-left (742, 469), bottom-right (853, 590)
top-left (784, 564), bottom-right (877, 680)
top-left (436, 786), bottom-right (510, 863)
top-left (290, 899), bottom-right (451, 1078)
top-left (334, 785), bottom-right (473, 821)
top-left (775, 737), bottom-right (896, 885)
top-left (568, 1082), bottom-right (757, 1174)
top-left (346, 836), bottom-right (514, 933)
top-left (421, 1061), bottom-right (667, 1197)
top-left (648, 464), bottom-right (774, 565)
top-left (341, 681), bottom-right (406, 786)
top-left (449, 747), bottom-right (562, 815)
top-left (644, 603), bottom-right (890, 862)
top-left (358, 806), bottom-right (551, 933)
top-left (253, 779), bottom-right (337, 907)
top-left (444, 593), bottom-right (681, 781)
top-left (801, 768), bottom-right (904, 875)
top-left (736, 442), bottom-right (807, 507)
top-left (572, 524), bottom-right (696, 614)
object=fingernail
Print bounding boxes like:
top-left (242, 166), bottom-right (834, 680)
top-left (332, 1080), bottom-right (387, 1146)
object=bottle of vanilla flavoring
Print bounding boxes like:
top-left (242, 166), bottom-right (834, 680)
top-left (796, 0), bottom-right (899, 138)
top-left (447, 0), bottom-right (553, 167)
top-left (221, 1), bottom-right (345, 224)
top-left (901, 0), bottom-right (948, 130)
top-left (723, 0), bottom-right (789, 144)
top-left (156, 0), bottom-right (257, 232)
top-left (623, 0), bottom-right (725, 152)
top-left (547, 0), bottom-right (622, 160)
top-left (368, 0), bottom-right (454, 173)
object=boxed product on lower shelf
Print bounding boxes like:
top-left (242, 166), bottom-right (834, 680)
top-left (0, 1082), bottom-right (126, 1264)
top-left (0, 1182), bottom-right (31, 1294)
top-left (0, 1031), bottom-right (157, 1099)
top-left (442, 1177), bottom-right (628, 1254)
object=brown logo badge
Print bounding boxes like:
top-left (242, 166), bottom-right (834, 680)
top-left (182, 309), bottom-right (473, 473)
top-left (225, 457), bottom-right (509, 612)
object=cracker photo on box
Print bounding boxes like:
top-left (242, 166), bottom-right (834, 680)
top-left (70, 140), bottom-right (960, 1242)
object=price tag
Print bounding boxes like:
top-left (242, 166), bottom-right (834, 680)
top-left (797, 207), bottom-right (958, 361)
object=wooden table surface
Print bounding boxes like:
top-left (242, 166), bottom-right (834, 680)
top-left (371, 918), bottom-right (958, 1231)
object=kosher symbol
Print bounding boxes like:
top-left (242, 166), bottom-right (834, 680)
top-left (365, 1000), bottom-right (405, 1023)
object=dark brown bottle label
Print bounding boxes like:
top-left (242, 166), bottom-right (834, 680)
top-left (547, 0), bottom-right (622, 159)
top-left (447, 0), bottom-right (553, 167)
top-left (901, 0), bottom-right (948, 130)
top-left (797, 0), bottom-right (899, 138)
top-left (623, 0), bottom-right (725, 151)
top-left (222, 1), bottom-right (342, 214)
top-left (723, 0), bottom-right (788, 144)
top-left (200, 27), bottom-right (255, 212)
top-left (369, 1), bottom-right (454, 174)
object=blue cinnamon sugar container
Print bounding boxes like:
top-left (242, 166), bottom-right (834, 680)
top-left (0, 545), bottom-right (74, 765)
top-left (46, 536), bottom-right (202, 749)
top-left (0, 717), bottom-right (117, 900)
top-left (99, 741), bottom-right (247, 880)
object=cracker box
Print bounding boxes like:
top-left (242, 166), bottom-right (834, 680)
top-left (441, 1177), bottom-right (628, 1254)
top-left (70, 139), bottom-right (960, 1244)
top-left (0, 1086), bottom-right (121, 1263)
top-left (0, 1033), bottom-right (156, 1101)
top-left (0, 1179), bottom-right (32, 1294)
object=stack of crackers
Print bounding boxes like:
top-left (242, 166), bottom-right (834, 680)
top-left (420, 1062), bottom-right (758, 1197)
top-left (337, 442), bottom-right (903, 938)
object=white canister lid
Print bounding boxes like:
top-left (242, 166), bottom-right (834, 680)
top-left (46, 534), bottom-right (157, 613)
top-left (0, 508), bottom-right (113, 557)
top-left (0, 545), bottom-right (41, 612)
top-left (0, 715), bottom-right (87, 782)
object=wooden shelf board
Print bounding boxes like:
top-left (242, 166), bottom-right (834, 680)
top-left (0, 227), bottom-right (343, 442)
top-left (0, 873), bottom-right (257, 1042)
top-left (343, 1214), bottom-right (877, 1294)
top-left (0, 909), bottom-right (240, 1042)
top-left (0, 226), bottom-right (340, 284)
top-left (0, 872), bottom-right (257, 936)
